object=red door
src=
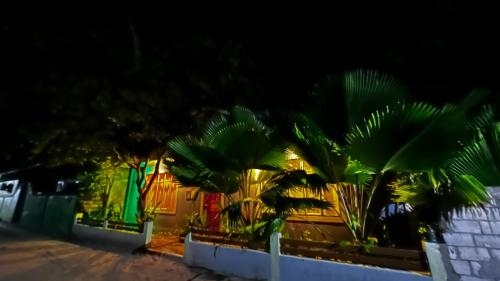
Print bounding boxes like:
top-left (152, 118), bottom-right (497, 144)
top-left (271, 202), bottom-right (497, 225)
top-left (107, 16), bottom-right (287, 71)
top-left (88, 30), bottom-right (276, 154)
top-left (203, 193), bottom-right (221, 231)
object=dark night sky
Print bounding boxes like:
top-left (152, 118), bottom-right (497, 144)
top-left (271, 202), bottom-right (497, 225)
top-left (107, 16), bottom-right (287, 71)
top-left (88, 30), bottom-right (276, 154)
top-left (3, 4), bottom-right (500, 105)
top-left (3, 4), bottom-right (500, 101)
top-left (1, 3), bottom-right (500, 170)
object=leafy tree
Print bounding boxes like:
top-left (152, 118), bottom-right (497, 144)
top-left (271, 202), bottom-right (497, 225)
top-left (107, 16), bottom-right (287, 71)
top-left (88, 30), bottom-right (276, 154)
top-left (27, 24), bottom-right (262, 223)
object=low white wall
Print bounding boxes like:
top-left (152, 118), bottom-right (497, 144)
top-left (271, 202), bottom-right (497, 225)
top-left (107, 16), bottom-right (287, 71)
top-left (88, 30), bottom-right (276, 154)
top-left (280, 254), bottom-right (431, 281)
top-left (183, 233), bottom-right (270, 280)
top-left (0, 182), bottom-right (21, 223)
top-left (183, 232), bottom-right (432, 281)
top-left (72, 221), bottom-right (153, 251)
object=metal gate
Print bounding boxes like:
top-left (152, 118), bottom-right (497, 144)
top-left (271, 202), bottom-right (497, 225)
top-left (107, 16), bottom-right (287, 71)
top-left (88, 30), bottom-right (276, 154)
top-left (19, 193), bottom-right (76, 238)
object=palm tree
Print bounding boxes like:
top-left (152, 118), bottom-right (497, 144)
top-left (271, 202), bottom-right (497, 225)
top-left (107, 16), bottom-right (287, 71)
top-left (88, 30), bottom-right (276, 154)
top-left (250, 169), bottom-right (332, 242)
top-left (288, 69), bottom-right (491, 242)
top-left (391, 169), bottom-right (488, 241)
top-left (449, 121), bottom-right (500, 186)
top-left (167, 106), bottom-right (332, 239)
top-left (391, 120), bottom-right (500, 240)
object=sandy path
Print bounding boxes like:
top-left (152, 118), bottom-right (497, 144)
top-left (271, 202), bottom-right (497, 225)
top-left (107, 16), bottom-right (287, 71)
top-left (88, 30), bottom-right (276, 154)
top-left (0, 223), bottom-right (250, 281)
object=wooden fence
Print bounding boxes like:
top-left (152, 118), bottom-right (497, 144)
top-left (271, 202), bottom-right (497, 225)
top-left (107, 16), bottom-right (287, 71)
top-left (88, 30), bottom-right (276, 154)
top-left (280, 238), bottom-right (428, 272)
top-left (180, 229), bottom-right (266, 250)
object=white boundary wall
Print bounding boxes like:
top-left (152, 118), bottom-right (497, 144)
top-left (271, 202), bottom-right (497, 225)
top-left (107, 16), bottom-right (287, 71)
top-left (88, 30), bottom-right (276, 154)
top-left (279, 254), bottom-right (431, 281)
top-left (72, 220), bottom-right (153, 251)
top-left (0, 180), bottom-right (21, 223)
top-left (183, 232), bottom-right (432, 281)
top-left (184, 232), bottom-right (270, 280)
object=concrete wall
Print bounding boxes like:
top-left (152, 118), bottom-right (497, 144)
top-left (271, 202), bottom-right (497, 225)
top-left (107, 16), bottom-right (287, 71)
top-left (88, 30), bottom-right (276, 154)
top-left (439, 187), bottom-right (500, 281)
top-left (72, 221), bottom-right (153, 252)
top-left (153, 188), bottom-right (199, 233)
top-left (183, 232), bottom-right (431, 281)
top-left (184, 233), bottom-right (270, 280)
top-left (279, 254), bottom-right (431, 281)
top-left (0, 186), bottom-right (21, 223)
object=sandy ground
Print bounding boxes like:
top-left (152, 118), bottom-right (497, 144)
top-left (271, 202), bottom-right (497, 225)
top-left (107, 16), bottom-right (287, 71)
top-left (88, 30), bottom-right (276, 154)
top-left (0, 223), bottom-right (250, 281)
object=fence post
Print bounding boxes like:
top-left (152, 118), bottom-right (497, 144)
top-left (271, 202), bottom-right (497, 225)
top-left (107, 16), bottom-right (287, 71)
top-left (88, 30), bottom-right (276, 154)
top-left (143, 221), bottom-right (153, 245)
top-left (103, 220), bottom-right (108, 229)
top-left (423, 241), bottom-right (450, 281)
top-left (183, 232), bottom-right (193, 265)
top-left (270, 232), bottom-right (281, 281)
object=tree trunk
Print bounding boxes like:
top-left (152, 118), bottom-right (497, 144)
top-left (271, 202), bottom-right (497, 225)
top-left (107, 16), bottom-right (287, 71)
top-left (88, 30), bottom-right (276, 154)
top-left (133, 158), bottom-right (147, 223)
top-left (135, 156), bottom-right (162, 223)
top-left (102, 172), bottom-right (116, 219)
top-left (360, 173), bottom-right (382, 240)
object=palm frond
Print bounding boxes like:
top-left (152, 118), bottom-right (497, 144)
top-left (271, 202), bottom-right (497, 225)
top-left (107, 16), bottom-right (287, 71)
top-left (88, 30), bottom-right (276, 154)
top-left (168, 136), bottom-right (206, 169)
top-left (207, 122), bottom-right (285, 170)
top-left (346, 102), bottom-right (440, 171)
top-left (263, 170), bottom-right (327, 194)
top-left (347, 89), bottom-right (486, 173)
top-left (344, 160), bottom-right (375, 186)
top-left (451, 175), bottom-right (490, 206)
top-left (254, 146), bottom-right (288, 171)
top-left (274, 196), bottom-right (333, 215)
top-left (448, 123), bottom-right (500, 186)
top-left (168, 135), bottom-right (242, 194)
top-left (169, 105), bottom-right (288, 201)
top-left (202, 114), bottom-right (229, 144)
top-left (391, 178), bottom-right (422, 205)
top-left (343, 69), bottom-right (409, 127)
top-left (392, 170), bottom-right (489, 226)
top-left (220, 200), bottom-right (244, 224)
top-left (467, 104), bottom-right (495, 131)
top-left (291, 114), bottom-right (347, 182)
top-left (231, 106), bottom-right (267, 130)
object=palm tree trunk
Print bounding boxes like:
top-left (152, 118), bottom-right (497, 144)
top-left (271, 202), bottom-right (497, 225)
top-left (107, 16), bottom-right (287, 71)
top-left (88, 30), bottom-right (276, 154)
top-left (336, 183), bottom-right (359, 241)
top-left (361, 173), bottom-right (382, 240)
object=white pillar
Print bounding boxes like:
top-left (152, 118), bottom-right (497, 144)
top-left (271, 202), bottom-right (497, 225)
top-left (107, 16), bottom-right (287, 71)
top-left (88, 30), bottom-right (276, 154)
top-left (423, 241), bottom-right (448, 281)
top-left (270, 232), bottom-right (281, 281)
top-left (183, 232), bottom-right (193, 265)
top-left (103, 220), bottom-right (108, 229)
top-left (143, 221), bottom-right (154, 245)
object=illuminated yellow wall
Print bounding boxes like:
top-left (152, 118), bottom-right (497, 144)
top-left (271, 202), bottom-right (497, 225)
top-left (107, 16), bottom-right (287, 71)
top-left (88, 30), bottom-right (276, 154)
top-left (285, 151), bottom-right (343, 223)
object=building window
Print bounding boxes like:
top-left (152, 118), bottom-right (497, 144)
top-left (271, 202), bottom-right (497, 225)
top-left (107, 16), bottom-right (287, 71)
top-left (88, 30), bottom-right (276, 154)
top-left (0, 180), bottom-right (18, 196)
top-left (145, 173), bottom-right (178, 214)
top-left (287, 186), bottom-right (341, 221)
top-left (285, 152), bottom-right (342, 223)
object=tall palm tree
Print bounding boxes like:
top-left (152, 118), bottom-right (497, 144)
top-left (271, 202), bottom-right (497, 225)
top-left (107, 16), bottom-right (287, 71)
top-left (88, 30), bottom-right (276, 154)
top-left (167, 106), bottom-right (332, 238)
top-left (257, 169), bottom-right (332, 240)
top-left (288, 69), bottom-right (491, 242)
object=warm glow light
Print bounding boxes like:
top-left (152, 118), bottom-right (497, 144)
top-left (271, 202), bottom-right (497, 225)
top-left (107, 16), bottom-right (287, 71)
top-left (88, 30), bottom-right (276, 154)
top-left (253, 169), bottom-right (261, 180)
top-left (286, 149), bottom-right (299, 160)
top-left (159, 162), bottom-right (169, 174)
